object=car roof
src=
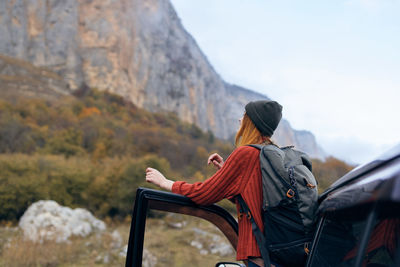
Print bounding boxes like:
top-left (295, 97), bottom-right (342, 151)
top-left (319, 143), bottom-right (400, 204)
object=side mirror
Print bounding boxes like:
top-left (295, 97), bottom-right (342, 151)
top-left (215, 262), bottom-right (246, 267)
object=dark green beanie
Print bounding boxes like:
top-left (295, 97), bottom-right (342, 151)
top-left (245, 100), bottom-right (283, 136)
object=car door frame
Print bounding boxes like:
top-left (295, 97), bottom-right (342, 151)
top-left (125, 187), bottom-right (239, 267)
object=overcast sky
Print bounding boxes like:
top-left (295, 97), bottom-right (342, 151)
top-left (170, 0), bottom-right (400, 165)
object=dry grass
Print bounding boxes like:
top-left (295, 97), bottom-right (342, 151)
top-left (143, 214), bottom-right (241, 267)
top-left (0, 224), bottom-right (129, 267)
top-left (0, 215), bottom-right (242, 267)
top-left (1, 237), bottom-right (81, 267)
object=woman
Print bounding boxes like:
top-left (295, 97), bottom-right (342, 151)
top-left (145, 100), bottom-right (283, 267)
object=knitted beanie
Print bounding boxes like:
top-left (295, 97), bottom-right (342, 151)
top-left (245, 100), bottom-right (283, 137)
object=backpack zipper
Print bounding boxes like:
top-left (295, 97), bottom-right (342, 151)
top-left (289, 166), bottom-right (299, 199)
top-left (268, 237), bottom-right (310, 250)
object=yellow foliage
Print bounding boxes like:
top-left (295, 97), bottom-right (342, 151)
top-left (312, 157), bottom-right (355, 193)
top-left (0, 89), bottom-right (238, 220)
top-left (78, 106), bottom-right (101, 118)
top-left (192, 171), bottom-right (205, 181)
top-left (92, 142), bottom-right (107, 161)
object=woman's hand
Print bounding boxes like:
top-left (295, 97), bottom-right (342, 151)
top-left (207, 153), bottom-right (224, 170)
top-left (145, 167), bottom-right (173, 191)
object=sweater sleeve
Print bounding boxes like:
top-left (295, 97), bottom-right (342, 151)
top-left (172, 146), bottom-right (257, 205)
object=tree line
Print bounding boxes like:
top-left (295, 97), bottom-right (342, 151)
top-left (0, 89), bottom-right (354, 222)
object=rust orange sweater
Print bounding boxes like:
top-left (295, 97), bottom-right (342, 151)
top-left (172, 146), bottom-right (263, 260)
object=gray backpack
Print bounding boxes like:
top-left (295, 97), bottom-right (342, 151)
top-left (237, 144), bottom-right (318, 267)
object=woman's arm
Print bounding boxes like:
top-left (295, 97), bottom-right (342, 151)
top-left (145, 167), bottom-right (174, 191)
top-left (207, 153), bottom-right (224, 170)
top-left (145, 146), bottom-right (258, 206)
top-left (171, 154), bottom-right (244, 205)
top-left (145, 153), bottom-right (225, 192)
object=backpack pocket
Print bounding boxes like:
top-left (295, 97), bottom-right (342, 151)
top-left (264, 201), bottom-right (305, 243)
top-left (269, 238), bottom-right (310, 267)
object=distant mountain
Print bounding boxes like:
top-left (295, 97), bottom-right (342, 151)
top-left (224, 83), bottom-right (326, 159)
top-left (0, 0), bottom-right (325, 159)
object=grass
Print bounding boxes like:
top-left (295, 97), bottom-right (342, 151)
top-left (2, 237), bottom-right (81, 267)
top-left (0, 223), bottom-right (129, 267)
top-left (0, 215), bottom-right (242, 267)
top-left (143, 214), bottom-right (240, 267)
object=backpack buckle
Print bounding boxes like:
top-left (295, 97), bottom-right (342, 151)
top-left (304, 242), bottom-right (310, 255)
top-left (246, 211), bottom-right (252, 220)
top-left (238, 212), bottom-right (251, 220)
top-left (286, 189), bottom-right (295, 198)
top-left (307, 183), bottom-right (316, 189)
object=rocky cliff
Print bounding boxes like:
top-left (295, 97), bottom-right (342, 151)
top-left (0, 54), bottom-right (69, 99)
top-left (0, 0), bottom-right (325, 158)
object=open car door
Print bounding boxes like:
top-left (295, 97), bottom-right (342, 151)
top-left (125, 188), bottom-right (239, 266)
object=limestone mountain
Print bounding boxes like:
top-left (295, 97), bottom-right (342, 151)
top-left (0, 0), bottom-right (325, 158)
top-left (0, 54), bottom-right (70, 99)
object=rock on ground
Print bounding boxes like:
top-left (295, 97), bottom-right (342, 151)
top-left (143, 248), bottom-right (157, 267)
top-left (190, 227), bottom-right (234, 257)
top-left (19, 200), bottom-right (106, 243)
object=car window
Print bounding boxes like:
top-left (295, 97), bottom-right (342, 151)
top-left (353, 217), bottom-right (400, 266)
top-left (143, 210), bottom-right (239, 267)
top-left (310, 213), bottom-right (400, 267)
top-left (310, 215), bottom-right (367, 267)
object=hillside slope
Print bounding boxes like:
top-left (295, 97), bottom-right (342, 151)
top-left (0, 0), bottom-right (325, 158)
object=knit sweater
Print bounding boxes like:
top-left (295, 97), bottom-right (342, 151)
top-left (172, 145), bottom-right (263, 260)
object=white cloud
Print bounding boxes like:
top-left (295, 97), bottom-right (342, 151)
top-left (237, 65), bottom-right (399, 164)
top-left (319, 135), bottom-right (396, 165)
top-left (215, 60), bottom-right (400, 164)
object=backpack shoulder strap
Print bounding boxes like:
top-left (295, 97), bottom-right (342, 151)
top-left (237, 195), bottom-right (271, 267)
top-left (247, 144), bottom-right (262, 150)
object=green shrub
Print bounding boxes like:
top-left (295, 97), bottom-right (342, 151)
top-left (0, 90), bottom-right (240, 220)
top-left (0, 153), bottom-right (174, 221)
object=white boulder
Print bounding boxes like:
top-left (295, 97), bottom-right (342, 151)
top-left (19, 200), bottom-right (106, 243)
top-left (143, 249), bottom-right (157, 267)
top-left (190, 227), bottom-right (234, 257)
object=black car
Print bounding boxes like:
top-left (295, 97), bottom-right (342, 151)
top-left (126, 145), bottom-right (400, 267)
